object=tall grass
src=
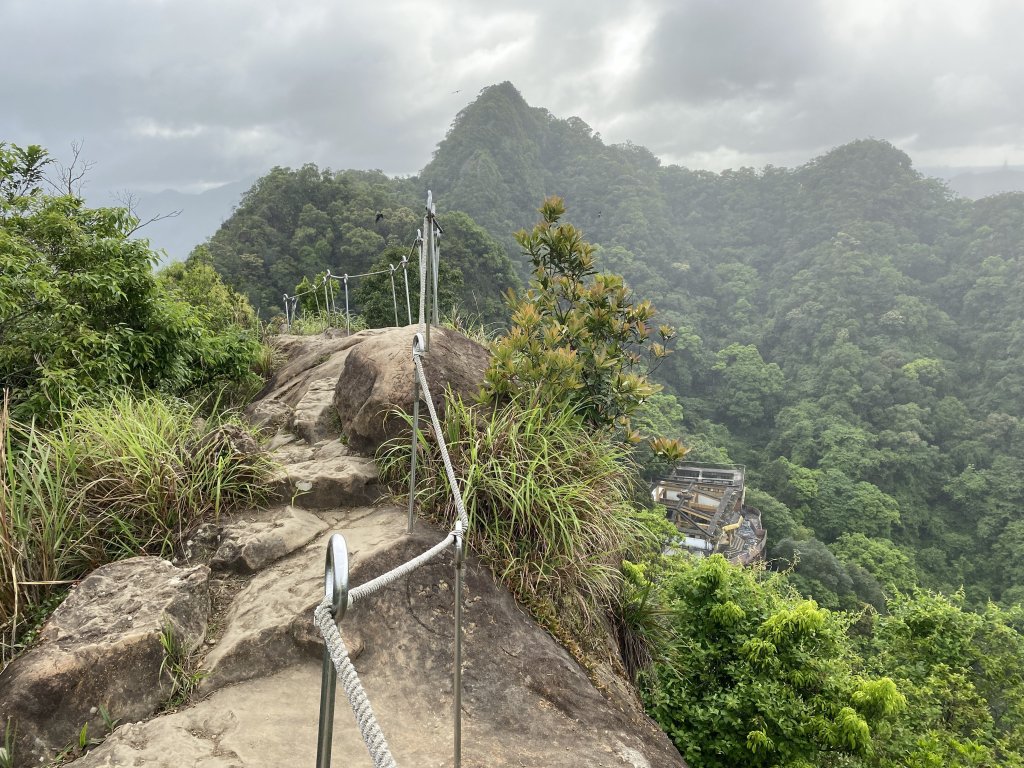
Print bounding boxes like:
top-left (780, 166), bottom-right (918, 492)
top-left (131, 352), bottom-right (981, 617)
top-left (286, 311), bottom-right (368, 336)
top-left (0, 391), bottom-right (275, 666)
top-left (0, 398), bottom-right (95, 664)
top-left (380, 396), bottom-right (652, 653)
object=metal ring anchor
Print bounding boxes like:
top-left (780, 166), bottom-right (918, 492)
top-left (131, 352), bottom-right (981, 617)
top-left (324, 533), bottom-right (349, 622)
top-left (316, 534), bottom-right (349, 768)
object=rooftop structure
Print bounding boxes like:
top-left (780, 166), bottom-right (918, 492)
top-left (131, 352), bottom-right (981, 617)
top-left (651, 463), bottom-right (766, 565)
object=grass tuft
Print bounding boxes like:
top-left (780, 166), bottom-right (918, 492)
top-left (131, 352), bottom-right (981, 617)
top-left (380, 396), bottom-right (653, 655)
top-left (0, 390), bottom-right (274, 666)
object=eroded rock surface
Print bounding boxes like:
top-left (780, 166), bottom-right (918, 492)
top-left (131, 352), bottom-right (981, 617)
top-left (269, 438), bottom-right (380, 508)
top-left (200, 504), bottom-right (407, 693)
top-left (333, 325), bottom-right (489, 453)
top-left (211, 505), bottom-right (328, 574)
top-left (252, 326), bottom-right (489, 454)
top-left (0, 558), bottom-right (209, 766)
top-left (72, 525), bottom-right (683, 767)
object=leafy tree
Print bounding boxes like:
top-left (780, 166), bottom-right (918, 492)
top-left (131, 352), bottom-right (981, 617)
top-left (641, 554), bottom-right (904, 767)
top-left (481, 196), bottom-right (679, 453)
top-left (860, 591), bottom-right (1024, 766)
top-left (710, 343), bottom-right (784, 426)
top-left (0, 143), bottom-right (260, 420)
top-left (157, 248), bottom-right (258, 332)
top-left (828, 533), bottom-right (918, 594)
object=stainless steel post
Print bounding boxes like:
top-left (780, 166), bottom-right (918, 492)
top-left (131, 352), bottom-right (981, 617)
top-left (424, 223), bottom-right (433, 352)
top-left (453, 526), bottom-right (465, 768)
top-left (390, 265), bottom-right (399, 326)
top-left (408, 335), bottom-right (424, 533)
top-left (403, 257), bottom-right (412, 325)
top-left (315, 534), bottom-right (349, 768)
top-left (324, 271), bottom-right (332, 324)
top-left (432, 227), bottom-right (440, 325)
top-left (343, 275), bottom-right (350, 334)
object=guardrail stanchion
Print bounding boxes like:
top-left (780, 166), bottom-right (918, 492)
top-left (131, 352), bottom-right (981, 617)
top-left (324, 270), bottom-right (333, 325)
top-left (402, 255), bottom-right (413, 325)
top-left (453, 522), bottom-right (465, 768)
top-left (343, 274), bottom-right (350, 334)
top-left (408, 334), bottom-right (424, 534)
top-left (316, 534), bottom-right (349, 768)
top-left (389, 264), bottom-right (399, 327)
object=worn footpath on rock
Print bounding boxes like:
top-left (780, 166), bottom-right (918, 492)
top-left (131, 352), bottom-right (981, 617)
top-left (2, 326), bottom-right (685, 768)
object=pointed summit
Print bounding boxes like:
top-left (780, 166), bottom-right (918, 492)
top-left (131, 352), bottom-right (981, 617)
top-left (421, 83), bottom-right (552, 246)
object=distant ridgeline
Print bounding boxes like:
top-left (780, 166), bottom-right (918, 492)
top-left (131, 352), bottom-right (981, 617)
top-left (202, 82), bottom-right (1024, 609)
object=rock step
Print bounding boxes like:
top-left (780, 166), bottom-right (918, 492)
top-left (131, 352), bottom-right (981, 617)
top-left (211, 505), bottom-right (328, 574)
top-left (200, 503), bottom-right (408, 693)
top-left (269, 437), bottom-right (380, 509)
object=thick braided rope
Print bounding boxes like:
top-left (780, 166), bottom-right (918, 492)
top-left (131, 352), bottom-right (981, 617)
top-left (347, 532), bottom-right (456, 605)
top-left (314, 532), bottom-right (456, 766)
top-left (413, 353), bottom-right (470, 531)
top-left (314, 600), bottom-right (397, 768)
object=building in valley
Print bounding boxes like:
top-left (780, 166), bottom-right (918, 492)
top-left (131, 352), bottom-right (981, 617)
top-left (651, 463), bottom-right (766, 565)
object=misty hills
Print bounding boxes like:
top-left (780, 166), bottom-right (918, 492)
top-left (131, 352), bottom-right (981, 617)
top-left (204, 82), bottom-right (1024, 609)
top-left (130, 178), bottom-right (254, 265)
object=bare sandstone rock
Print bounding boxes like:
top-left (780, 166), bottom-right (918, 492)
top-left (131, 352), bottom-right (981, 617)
top-left (333, 325), bottom-right (489, 453)
top-left (268, 438), bottom-right (380, 508)
top-left (249, 330), bottom-right (390, 445)
top-left (71, 524), bottom-right (684, 767)
top-left (211, 505), bottom-right (328, 574)
top-left (200, 505), bottom-right (407, 693)
top-left (0, 558), bottom-right (209, 767)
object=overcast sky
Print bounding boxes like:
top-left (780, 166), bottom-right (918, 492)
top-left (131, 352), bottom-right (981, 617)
top-left (3, 0), bottom-right (1022, 199)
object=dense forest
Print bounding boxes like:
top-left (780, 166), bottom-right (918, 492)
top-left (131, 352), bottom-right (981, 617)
top-left (206, 82), bottom-right (1024, 612)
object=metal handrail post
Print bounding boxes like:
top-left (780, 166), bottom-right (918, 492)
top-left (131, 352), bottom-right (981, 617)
top-left (407, 335), bottom-right (424, 533)
top-left (432, 227), bottom-right (440, 325)
top-left (389, 265), bottom-right (399, 327)
top-left (343, 275), bottom-right (350, 334)
top-left (424, 221), bottom-right (433, 351)
top-left (402, 257), bottom-right (412, 325)
top-left (453, 523), bottom-right (465, 768)
top-left (316, 534), bottom-right (349, 768)
top-left (324, 270), bottom-right (333, 324)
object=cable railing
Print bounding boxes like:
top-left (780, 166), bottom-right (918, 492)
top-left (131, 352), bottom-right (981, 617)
top-left (281, 227), bottom-right (427, 333)
top-left (313, 192), bottom-right (469, 768)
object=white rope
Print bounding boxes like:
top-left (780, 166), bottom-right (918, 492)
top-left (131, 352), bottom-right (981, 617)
top-left (348, 532), bottom-right (456, 606)
top-left (413, 353), bottom-right (470, 531)
top-left (327, 268), bottom-right (392, 280)
top-left (314, 600), bottom-right (398, 768)
top-left (313, 531), bottom-right (457, 767)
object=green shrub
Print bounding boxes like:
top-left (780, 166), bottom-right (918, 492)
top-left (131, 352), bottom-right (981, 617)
top-left (480, 196), bottom-right (680, 457)
top-left (380, 395), bottom-right (653, 652)
top-left (0, 144), bottom-right (265, 422)
top-left (639, 554), bottom-right (905, 768)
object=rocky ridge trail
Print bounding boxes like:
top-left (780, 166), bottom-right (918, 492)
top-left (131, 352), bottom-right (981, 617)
top-left (3, 326), bottom-right (684, 768)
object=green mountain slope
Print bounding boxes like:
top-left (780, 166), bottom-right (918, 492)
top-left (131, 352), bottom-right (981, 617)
top-left (205, 82), bottom-right (1024, 606)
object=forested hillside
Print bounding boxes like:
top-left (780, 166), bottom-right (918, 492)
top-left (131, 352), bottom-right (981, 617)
top-left (204, 82), bottom-right (1024, 609)
top-left (202, 166), bottom-right (520, 325)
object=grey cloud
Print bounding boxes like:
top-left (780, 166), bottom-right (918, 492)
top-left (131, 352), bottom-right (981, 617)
top-left (2, 0), bottom-right (1023, 194)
